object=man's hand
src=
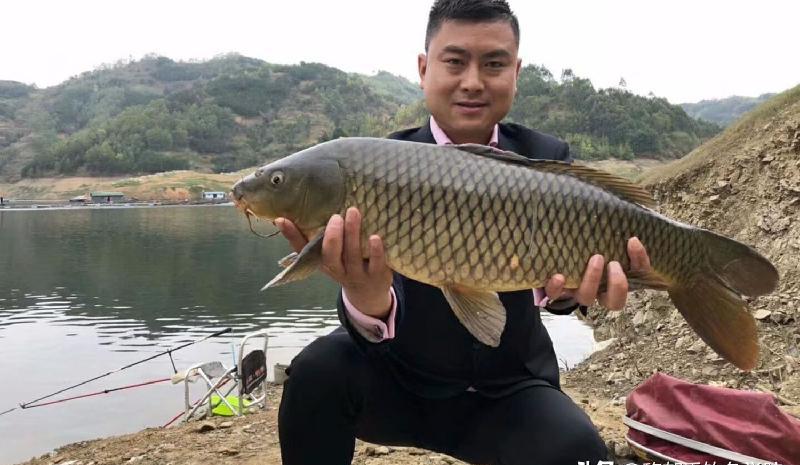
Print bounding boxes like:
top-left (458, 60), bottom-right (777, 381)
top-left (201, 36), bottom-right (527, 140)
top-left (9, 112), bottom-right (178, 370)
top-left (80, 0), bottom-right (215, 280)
top-left (275, 207), bottom-right (393, 319)
top-left (544, 237), bottom-right (651, 311)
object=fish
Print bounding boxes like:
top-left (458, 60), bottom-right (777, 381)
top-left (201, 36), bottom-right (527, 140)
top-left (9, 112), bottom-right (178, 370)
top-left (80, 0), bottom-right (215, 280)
top-left (231, 137), bottom-right (778, 370)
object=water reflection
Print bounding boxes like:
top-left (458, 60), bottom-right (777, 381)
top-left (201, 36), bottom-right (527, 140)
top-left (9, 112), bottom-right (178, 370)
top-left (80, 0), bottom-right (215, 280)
top-left (0, 206), bottom-right (593, 464)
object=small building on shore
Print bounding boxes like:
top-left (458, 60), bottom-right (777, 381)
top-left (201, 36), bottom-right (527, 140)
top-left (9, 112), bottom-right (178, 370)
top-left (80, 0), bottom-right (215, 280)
top-left (90, 192), bottom-right (125, 203)
top-left (202, 191), bottom-right (227, 201)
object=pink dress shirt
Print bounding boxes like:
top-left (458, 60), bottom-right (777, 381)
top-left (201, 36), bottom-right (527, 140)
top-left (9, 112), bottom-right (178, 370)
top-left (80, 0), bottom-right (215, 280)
top-left (343, 118), bottom-right (547, 343)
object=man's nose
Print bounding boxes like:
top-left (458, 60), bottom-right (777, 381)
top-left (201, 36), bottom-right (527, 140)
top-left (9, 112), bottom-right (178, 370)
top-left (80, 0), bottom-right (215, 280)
top-left (460, 64), bottom-right (484, 93)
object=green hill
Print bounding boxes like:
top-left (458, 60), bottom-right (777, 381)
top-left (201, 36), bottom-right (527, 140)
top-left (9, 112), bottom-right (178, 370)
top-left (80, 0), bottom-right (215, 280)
top-left (680, 93), bottom-right (777, 126)
top-left (507, 66), bottom-right (720, 160)
top-left (0, 56), bottom-right (720, 181)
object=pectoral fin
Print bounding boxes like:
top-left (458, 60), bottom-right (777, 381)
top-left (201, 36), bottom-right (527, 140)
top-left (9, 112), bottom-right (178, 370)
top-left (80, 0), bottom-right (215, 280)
top-left (278, 252), bottom-right (298, 268)
top-left (441, 284), bottom-right (507, 347)
top-left (261, 233), bottom-right (323, 290)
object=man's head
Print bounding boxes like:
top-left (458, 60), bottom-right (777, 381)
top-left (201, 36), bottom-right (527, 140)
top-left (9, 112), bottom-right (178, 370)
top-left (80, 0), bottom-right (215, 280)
top-left (419, 0), bottom-right (521, 144)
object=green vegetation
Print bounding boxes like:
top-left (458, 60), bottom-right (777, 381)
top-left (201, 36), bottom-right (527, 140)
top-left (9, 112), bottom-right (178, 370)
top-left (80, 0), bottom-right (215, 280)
top-left (507, 66), bottom-right (720, 160)
top-left (2, 55), bottom-right (721, 179)
top-left (680, 94), bottom-right (776, 126)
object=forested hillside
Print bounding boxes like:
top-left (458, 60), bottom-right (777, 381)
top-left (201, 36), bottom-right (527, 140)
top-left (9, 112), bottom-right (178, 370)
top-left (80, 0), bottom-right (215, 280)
top-left (0, 55), bottom-right (720, 180)
top-left (681, 93), bottom-right (776, 126)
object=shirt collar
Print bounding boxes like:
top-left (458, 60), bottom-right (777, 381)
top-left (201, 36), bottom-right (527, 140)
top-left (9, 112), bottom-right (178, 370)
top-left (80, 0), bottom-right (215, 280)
top-left (429, 117), bottom-right (499, 147)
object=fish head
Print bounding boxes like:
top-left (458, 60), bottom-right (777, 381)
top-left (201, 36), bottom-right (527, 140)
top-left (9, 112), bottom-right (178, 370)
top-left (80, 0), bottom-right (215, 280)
top-left (231, 144), bottom-right (345, 231)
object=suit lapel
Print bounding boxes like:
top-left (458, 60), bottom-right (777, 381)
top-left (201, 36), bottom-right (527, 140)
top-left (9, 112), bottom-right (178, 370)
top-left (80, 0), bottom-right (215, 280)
top-left (497, 124), bottom-right (524, 156)
top-left (407, 118), bottom-right (436, 144)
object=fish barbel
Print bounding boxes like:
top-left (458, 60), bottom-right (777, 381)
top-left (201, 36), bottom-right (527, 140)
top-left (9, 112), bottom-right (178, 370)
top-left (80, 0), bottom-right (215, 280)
top-left (231, 137), bottom-right (778, 370)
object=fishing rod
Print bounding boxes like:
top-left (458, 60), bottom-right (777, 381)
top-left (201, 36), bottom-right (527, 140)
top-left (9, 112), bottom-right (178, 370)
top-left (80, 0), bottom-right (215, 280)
top-left (14, 327), bottom-right (232, 411)
top-left (23, 377), bottom-right (172, 409)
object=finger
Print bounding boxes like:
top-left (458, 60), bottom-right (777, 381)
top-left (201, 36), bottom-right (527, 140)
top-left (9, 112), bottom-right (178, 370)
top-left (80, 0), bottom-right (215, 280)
top-left (343, 207), bottom-right (364, 275)
top-left (321, 215), bottom-right (345, 277)
top-left (276, 218), bottom-right (308, 253)
top-left (367, 235), bottom-right (388, 276)
top-left (600, 261), bottom-right (628, 310)
top-left (545, 274), bottom-right (566, 301)
top-left (575, 255), bottom-right (604, 306)
top-left (627, 237), bottom-right (651, 272)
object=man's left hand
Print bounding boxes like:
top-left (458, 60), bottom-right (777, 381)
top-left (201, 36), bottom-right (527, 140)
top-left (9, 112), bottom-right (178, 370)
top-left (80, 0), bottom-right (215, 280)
top-left (544, 237), bottom-right (651, 311)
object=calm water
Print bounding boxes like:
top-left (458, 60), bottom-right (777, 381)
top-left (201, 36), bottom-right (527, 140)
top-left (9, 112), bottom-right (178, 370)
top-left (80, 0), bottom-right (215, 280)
top-left (0, 206), bottom-right (593, 464)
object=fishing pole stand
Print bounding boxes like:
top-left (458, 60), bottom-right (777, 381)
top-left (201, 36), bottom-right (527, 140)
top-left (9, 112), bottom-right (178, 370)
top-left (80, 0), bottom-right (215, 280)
top-left (177, 329), bottom-right (269, 423)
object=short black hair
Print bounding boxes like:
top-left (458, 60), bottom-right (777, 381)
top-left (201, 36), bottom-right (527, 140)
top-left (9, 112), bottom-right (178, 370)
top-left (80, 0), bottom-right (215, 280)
top-left (425, 0), bottom-right (520, 51)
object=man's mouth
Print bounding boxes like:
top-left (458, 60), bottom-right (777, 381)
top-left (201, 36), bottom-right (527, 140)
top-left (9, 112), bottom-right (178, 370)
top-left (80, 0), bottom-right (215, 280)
top-left (455, 101), bottom-right (488, 108)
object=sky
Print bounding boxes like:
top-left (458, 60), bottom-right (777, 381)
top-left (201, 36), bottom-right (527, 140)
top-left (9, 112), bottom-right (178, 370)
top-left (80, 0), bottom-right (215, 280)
top-left (2, 0), bottom-right (798, 104)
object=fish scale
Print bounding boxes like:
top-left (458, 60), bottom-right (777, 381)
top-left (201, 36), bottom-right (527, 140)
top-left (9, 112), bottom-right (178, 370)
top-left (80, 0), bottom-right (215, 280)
top-left (342, 140), bottom-right (667, 290)
top-left (232, 137), bottom-right (778, 369)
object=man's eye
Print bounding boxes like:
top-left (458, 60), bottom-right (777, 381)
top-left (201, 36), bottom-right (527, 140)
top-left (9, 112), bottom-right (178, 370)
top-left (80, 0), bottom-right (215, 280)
top-left (445, 58), bottom-right (463, 66)
top-left (486, 61), bottom-right (505, 68)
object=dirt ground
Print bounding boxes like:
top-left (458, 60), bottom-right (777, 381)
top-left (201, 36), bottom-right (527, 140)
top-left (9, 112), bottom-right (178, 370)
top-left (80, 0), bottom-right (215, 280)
top-left (17, 382), bottom-right (635, 465)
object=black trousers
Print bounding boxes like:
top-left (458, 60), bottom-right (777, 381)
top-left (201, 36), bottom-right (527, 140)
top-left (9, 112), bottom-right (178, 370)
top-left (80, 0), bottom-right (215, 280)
top-left (279, 329), bottom-right (607, 465)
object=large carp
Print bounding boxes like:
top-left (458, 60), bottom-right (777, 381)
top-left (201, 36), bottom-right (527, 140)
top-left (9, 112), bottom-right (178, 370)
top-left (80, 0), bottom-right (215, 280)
top-left (231, 137), bottom-right (778, 370)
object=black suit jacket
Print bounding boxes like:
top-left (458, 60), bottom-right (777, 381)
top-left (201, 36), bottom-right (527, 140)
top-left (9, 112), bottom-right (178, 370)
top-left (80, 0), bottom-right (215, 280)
top-left (337, 119), bottom-right (572, 399)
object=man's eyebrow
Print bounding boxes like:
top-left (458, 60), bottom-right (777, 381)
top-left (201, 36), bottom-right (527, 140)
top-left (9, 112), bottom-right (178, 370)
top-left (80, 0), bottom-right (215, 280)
top-left (440, 45), bottom-right (469, 56)
top-left (481, 49), bottom-right (512, 60)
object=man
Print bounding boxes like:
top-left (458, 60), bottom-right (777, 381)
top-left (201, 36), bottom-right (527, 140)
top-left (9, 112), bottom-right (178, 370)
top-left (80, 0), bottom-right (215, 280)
top-left (277, 1), bottom-right (651, 464)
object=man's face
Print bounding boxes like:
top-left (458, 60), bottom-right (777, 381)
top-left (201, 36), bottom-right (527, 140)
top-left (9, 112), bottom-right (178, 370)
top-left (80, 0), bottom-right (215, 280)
top-left (418, 20), bottom-right (521, 144)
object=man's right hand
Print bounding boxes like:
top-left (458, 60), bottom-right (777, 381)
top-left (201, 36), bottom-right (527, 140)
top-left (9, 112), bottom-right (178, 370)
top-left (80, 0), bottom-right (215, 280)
top-left (275, 207), bottom-right (394, 319)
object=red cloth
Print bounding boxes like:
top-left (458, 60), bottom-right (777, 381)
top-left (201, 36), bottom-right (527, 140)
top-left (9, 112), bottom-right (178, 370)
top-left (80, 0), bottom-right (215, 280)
top-left (626, 373), bottom-right (800, 465)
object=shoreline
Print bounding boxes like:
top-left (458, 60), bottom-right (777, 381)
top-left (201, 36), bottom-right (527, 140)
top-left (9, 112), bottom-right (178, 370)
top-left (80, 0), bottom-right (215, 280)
top-left (0, 200), bottom-right (234, 211)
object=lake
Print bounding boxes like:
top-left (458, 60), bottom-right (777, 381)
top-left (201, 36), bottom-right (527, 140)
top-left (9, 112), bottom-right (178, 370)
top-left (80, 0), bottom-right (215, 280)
top-left (0, 205), bottom-right (594, 464)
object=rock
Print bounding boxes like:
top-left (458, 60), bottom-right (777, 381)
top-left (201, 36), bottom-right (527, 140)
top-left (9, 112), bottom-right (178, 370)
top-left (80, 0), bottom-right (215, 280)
top-left (754, 309), bottom-right (772, 320)
top-left (274, 363), bottom-right (289, 384)
top-left (218, 421), bottom-right (234, 429)
top-left (632, 311), bottom-right (646, 326)
top-left (614, 441), bottom-right (633, 458)
top-left (364, 445), bottom-right (391, 456)
top-left (709, 194), bottom-right (721, 204)
top-left (593, 337), bottom-right (617, 352)
top-left (197, 421), bottom-right (216, 433)
top-left (408, 448), bottom-right (427, 455)
top-left (218, 447), bottom-right (239, 456)
top-left (687, 340), bottom-right (706, 354)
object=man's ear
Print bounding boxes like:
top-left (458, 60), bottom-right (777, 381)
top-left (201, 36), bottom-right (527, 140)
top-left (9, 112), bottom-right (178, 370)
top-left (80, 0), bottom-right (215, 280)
top-left (418, 53), bottom-right (427, 89)
top-left (514, 58), bottom-right (522, 92)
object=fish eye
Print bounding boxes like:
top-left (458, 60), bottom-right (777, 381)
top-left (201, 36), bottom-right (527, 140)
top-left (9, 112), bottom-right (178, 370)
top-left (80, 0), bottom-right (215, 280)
top-left (270, 171), bottom-right (285, 186)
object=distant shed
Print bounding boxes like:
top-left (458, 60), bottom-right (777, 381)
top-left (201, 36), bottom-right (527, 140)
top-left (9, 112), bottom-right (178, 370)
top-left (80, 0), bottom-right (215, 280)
top-left (202, 191), bottom-right (227, 201)
top-left (90, 192), bottom-right (125, 203)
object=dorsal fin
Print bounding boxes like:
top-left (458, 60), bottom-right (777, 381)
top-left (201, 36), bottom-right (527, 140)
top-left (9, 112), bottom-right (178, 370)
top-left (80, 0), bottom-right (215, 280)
top-left (451, 143), bottom-right (655, 208)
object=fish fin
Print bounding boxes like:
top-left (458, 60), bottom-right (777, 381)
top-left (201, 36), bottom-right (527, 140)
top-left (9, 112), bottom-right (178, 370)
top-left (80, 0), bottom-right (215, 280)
top-left (452, 144), bottom-right (655, 208)
top-left (261, 233), bottom-right (323, 290)
top-left (701, 229), bottom-right (778, 296)
top-left (278, 252), bottom-right (298, 268)
top-left (595, 268), bottom-right (672, 294)
top-left (441, 284), bottom-right (507, 347)
top-left (625, 268), bottom-right (672, 291)
top-left (669, 275), bottom-right (759, 370)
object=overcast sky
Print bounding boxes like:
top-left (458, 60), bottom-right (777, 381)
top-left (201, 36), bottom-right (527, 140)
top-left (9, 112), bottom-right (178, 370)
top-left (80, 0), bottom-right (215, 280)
top-left (2, 0), bottom-right (798, 103)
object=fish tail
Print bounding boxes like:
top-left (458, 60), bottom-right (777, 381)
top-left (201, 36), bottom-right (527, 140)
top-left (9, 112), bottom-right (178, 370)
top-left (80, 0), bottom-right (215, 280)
top-left (667, 230), bottom-right (778, 371)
